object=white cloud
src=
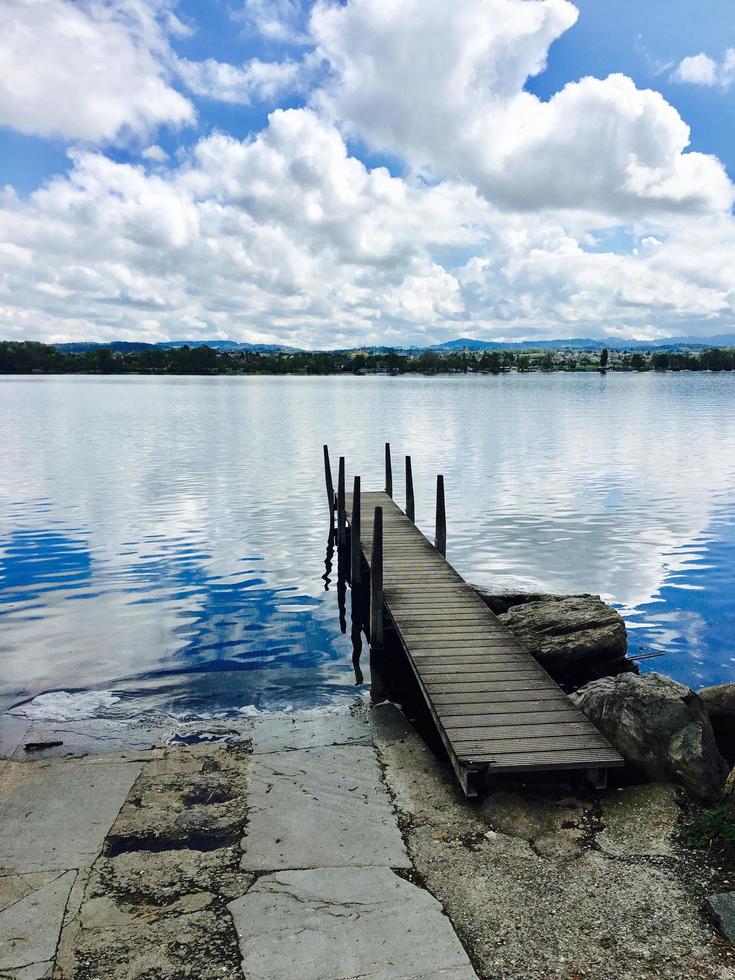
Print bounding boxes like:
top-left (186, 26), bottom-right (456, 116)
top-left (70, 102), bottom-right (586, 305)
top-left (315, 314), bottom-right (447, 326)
top-left (671, 50), bottom-right (735, 89)
top-left (311, 0), bottom-right (733, 217)
top-left (0, 0), bottom-right (194, 142)
top-left (177, 56), bottom-right (304, 105)
top-left (0, 111), bottom-right (486, 345)
top-left (671, 53), bottom-right (718, 87)
top-left (237, 0), bottom-right (310, 44)
top-left (1, 0), bottom-right (735, 347)
top-left (141, 144), bottom-right (169, 162)
top-left (1, 107), bottom-right (734, 348)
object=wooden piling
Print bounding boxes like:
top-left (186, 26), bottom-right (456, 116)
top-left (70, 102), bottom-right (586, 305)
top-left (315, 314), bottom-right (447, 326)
top-left (370, 506), bottom-right (384, 649)
top-left (351, 476), bottom-right (362, 584)
top-left (435, 474), bottom-right (446, 558)
top-left (385, 443), bottom-right (393, 498)
top-left (323, 445), bottom-right (335, 521)
top-left (405, 455), bottom-right (415, 523)
top-left (337, 457), bottom-right (346, 548)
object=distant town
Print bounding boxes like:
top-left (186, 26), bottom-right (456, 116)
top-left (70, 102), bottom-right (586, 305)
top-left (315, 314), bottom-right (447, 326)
top-left (1, 339), bottom-right (734, 375)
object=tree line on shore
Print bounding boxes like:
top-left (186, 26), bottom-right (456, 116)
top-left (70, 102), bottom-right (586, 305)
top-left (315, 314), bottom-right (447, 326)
top-left (1, 340), bottom-right (734, 375)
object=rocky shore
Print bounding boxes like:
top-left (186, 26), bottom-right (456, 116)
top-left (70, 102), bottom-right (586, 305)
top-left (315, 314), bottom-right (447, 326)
top-left (477, 589), bottom-right (734, 804)
top-left (1, 591), bottom-right (734, 979)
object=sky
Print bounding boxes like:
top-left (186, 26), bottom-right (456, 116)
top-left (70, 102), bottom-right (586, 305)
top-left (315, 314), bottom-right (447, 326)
top-left (0, 0), bottom-right (734, 348)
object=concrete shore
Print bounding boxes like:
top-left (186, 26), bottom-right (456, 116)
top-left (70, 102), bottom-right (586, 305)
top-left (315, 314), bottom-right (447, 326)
top-left (1, 700), bottom-right (733, 979)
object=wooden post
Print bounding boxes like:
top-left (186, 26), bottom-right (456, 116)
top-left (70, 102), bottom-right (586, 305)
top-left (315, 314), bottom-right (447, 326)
top-left (385, 443), bottom-right (393, 498)
top-left (323, 445), bottom-right (335, 521)
top-left (370, 506), bottom-right (384, 649)
top-left (351, 476), bottom-right (362, 585)
top-left (405, 455), bottom-right (415, 522)
top-left (337, 456), bottom-right (346, 548)
top-left (435, 474), bottom-right (446, 558)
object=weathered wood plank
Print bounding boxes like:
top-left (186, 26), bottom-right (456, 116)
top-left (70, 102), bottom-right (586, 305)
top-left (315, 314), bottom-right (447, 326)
top-left (386, 592), bottom-right (471, 600)
top-left (412, 654), bottom-right (532, 667)
top-left (447, 722), bottom-right (605, 741)
top-left (441, 709), bottom-right (582, 727)
top-left (396, 616), bottom-right (502, 628)
top-left (425, 672), bottom-right (547, 686)
top-left (424, 679), bottom-right (561, 694)
top-left (404, 639), bottom-right (523, 651)
top-left (419, 663), bottom-right (545, 677)
top-left (461, 748), bottom-right (625, 769)
top-left (431, 689), bottom-right (570, 706)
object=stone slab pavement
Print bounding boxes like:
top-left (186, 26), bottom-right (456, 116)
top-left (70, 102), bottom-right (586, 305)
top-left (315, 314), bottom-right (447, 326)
top-left (241, 742), bottom-right (412, 871)
top-left (0, 870), bottom-right (76, 979)
top-left (0, 756), bottom-right (142, 978)
top-left (229, 867), bottom-right (477, 980)
top-left (235, 703), bottom-right (478, 979)
top-left (0, 758), bottom-right (142, 872)
top-left (0, 702), bottom-right (478, 979)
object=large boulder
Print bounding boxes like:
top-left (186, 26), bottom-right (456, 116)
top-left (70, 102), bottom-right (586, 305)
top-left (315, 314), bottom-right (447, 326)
top-left (698, 683), bottom-right (735, 764)
top-left (704, 893), bottom-right (735, 944)
top-left (724, 768), bottom-right (735, 814)
top-left (472, 589), bottom-right (560, 616)
top-left (473, 589), bottom-right (633, 688)
top-left (572, 673), bottom-right (729, 802)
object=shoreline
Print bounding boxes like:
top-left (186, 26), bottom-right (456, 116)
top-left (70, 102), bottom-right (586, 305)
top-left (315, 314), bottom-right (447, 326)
top-left (1, 701), bottom-right (734, 979)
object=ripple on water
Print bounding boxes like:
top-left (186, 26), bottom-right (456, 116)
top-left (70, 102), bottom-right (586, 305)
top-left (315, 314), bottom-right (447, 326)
top-left (1, 372), bottom-right (734, 719)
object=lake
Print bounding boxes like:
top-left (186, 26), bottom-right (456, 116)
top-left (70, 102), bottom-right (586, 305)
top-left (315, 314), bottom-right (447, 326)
top-left (1, 372), bottom-right (734, 723)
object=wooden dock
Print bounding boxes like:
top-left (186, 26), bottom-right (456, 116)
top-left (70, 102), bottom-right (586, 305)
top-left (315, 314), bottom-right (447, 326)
top-left (331, 449), bottom-right (623, 797)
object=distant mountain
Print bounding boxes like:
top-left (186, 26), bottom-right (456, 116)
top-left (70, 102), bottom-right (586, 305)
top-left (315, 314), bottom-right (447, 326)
top-left (431, 334), bottom-right (735, 352)
top-left (659, 334), bottom-right (735, 348)
top-left (54, 341), bottom-right (155, 353)
top-left (54, 340), bottom-right (299, 354)
top-left (155, 340), bottom-right (299, 352)
top-left (46, 333), bottom-right (735, 356)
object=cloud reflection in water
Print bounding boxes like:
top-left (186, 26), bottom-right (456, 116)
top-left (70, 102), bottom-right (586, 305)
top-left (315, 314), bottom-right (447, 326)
top-left (0, 372), bottom-right (734, 720)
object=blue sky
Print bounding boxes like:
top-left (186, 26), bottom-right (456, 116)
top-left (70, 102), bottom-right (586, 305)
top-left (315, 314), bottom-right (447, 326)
top-left (5, 0), bottom-right (734, 191)
top-left (0, 0), bottom-right (734, 346)
top-left (529, 0), bottom-right (735, 169)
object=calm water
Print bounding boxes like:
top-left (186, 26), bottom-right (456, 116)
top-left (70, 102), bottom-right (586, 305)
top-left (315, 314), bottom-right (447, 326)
top-left (1, 373), bottom-right (734, 721)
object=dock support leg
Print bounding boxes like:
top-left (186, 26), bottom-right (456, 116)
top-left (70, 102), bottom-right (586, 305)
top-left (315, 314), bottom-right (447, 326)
top-left (435, 474), bottom-right (446, 558)
top-left (587, 767), bottom-right (607, 790)
top-left (385, 443), bottom-right (393, 498)
top-left (351, 476), bottom-right (362, 586)
top-left (405, 455), bottom-right (415, 523)
top-left (370, 506), bottom-right (384, 649)
top-left (337, 456), bottom-right (346, 549)
top-left (323, 445), bottom-right (335, 528)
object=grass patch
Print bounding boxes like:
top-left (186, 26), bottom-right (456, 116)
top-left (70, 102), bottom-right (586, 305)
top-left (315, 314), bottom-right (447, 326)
top-left (684, 805), bottom-right (735, 867)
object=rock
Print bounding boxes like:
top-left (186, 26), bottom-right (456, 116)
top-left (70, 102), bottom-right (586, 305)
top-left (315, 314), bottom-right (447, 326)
top-left (471, 588), bottom-right (561, 616)
top-left (572, 673), bottom-right (729, 802)
top-left (704, 892), bottom-right (735, 944)
top-left (724, 767), bottom-right (735, 807)
top-left (698, 683), bottom-right (735, 764)
top-left (473, 589), bottom-right (634, 687)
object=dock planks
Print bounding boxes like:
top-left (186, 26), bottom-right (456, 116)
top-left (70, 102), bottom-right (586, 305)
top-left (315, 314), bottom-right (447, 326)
top-left (346, 490), bottom-right (623, 796)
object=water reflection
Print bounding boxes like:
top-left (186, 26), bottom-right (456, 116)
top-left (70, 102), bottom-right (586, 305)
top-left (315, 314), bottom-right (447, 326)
top-left (0, 503), bottom-right (365, 715)
top-left (622, 505), bottom-right (735, 687)
top-left (322, 522), bottom-right (366, 687)
top-left (0, 372), bottom-right (733, 721)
